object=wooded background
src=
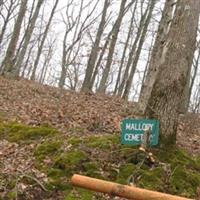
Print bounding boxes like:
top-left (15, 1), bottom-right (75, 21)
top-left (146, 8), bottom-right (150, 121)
top-left (0, 0), bottom-right (199, 114)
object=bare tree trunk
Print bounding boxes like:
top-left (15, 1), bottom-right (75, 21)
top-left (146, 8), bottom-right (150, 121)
top-left (0, 0), bottom-right (4, 9)
top-left (122, 0), bottom-right (156, 100)
top-left (14, 0), bottom-right (44, 77)
top-left (0, 0), bottom-right (17, 46)
top-left (90, 26), bottom-right (113, 89)
top-left (21, 41), bottom-right (36, 78)
top-left (141, 33), bottom-right (155, 88)
top-left (14, 0), bottom-right (36, 62)
top-left (59, 29), bottom-right (68, 88)
top-left (30, 0), bottom-right (59, 81)
top-left (81, 0), bottom-right (110, 92)
top-left (1, 0), bottom-right (28, 76)
top-left (187, 42), bottom-right (200, 111)
top-left (145, 0), bottom-right (200, 146)
top-left (139, 0), bottom-right (176, 113)
top-left (38, 38), bottom-right (55, 83)
top-left (59, 0), bottom-right (98, 89)
top-left (113, 1), bottom-right (138, 95)
top-left (97, 0), bottom-right (128, 93)
top-left (117, 2), bottom-right (149, 97)
top-left (191, 83), bottom-right (200, 113)
top-left (39, 48), bottom-right (52, 83)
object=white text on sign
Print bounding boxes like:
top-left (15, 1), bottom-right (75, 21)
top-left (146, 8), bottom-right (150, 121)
top-left (124, 133), bottom-right (153, 142)
top-left (126, 123), bottom-right (153, 131)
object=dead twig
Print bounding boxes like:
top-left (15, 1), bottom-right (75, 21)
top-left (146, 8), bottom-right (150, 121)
top-left (19, 172), bottom-right (48, 192)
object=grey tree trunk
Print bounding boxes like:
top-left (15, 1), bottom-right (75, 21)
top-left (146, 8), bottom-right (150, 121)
top-left (141, 33), bottom-right (155, 89)
top-left (113, 1), bottom-right (138, 95)
top-left (122, 0), bottom-right (156, 100)
top-left (0, 0), bottom-right (16, 46)
top-left (186, 42), bottom-right (200, 111)
top-left (1, 0), bottom-right (28, 75)
top-left (14, 0), bottom-right (44, 77)
top-left (59, 0), bottom-right (98, 89)
top-left (145, 0), bottom-right (200, 146)
top-left (117, 3), bottom-right (149, 97)
top-left (139, 0), bottom-right (176, 113)
top-left (97, 0), bottom-right (127, 93)
top-left (59, 30), bottom-right (68, 88)
top-left (30, 0), bottom-right (59, 81)
top-left (81, 0), bottom-right (110, 92)
top-left (14, 0), bottom-right (36, 63)
top-left (21, 41), bottom-right (36, 78)
top-left (90, 26), bottom-right (114, 89)
top-left (39, 44), bottom-right (53, 84)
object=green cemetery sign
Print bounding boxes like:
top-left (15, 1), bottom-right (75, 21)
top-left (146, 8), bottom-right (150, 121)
top-left (121, 119), bottom-right (159, 146)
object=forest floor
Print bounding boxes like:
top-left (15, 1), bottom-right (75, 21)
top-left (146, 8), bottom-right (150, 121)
top-left (0, 76), bottom-right (200, 200)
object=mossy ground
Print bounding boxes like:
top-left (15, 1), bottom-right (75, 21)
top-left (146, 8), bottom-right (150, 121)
top-left (0, 121), bottom-right (59, 143)
top-left (0, 121), bottom-right (200, 199)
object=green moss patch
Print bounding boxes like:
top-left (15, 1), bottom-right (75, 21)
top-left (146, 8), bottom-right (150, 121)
top-left (65, 188), bottom-right (94, 200)
top-left (0, 122), bottom-right (59, 142)
top-left (46, 139), bottom-right (200, 199)
top-left (1, 120), bottom-right (199, 199)
top-left (138, 167), bottom-right (164, 191)
top-left (117, 163), bottom-right (136, 184)
top-left (155, 147), bottom-right (200, 170)
top-left (82, 162), bottom-right (103, 179)
top-left (85, 134), bottom-right (119, 149)
top-left (43, 151), bottom-right (88, 191)
top-left (170, 166), bottom-right (200, 198)
top-left (52, 151), bottom-right (87, 177)
top-left (35, 140), bottom-right (63, 156)
top-left (68, 126), bottom-right (86, 133)
top-left (68, 137), bottom-right (82, 146)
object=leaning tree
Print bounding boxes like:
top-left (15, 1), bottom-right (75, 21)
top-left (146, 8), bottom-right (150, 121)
top-left (144, 0), bottom-right (200, 146)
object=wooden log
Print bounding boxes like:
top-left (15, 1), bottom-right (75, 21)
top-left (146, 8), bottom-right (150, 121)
top-left (71, 174), bottom-right (193, 200)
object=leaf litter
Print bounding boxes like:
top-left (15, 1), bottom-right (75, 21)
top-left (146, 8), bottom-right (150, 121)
top-left (0, 76), bottom-right (200, 199)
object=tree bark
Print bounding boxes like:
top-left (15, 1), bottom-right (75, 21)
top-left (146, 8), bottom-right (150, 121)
top-left (145, 0), bottom-right (200, 146)
top-left (81, 0), bottom-right (110, 92)
top-left (117, 2), bottom-right (149, 97)
top-left (141, 33), bottom-right (155, 89)
top-left (0, 0), bottom-right (16, 46)
top-left (122, 0), bottom-right (156, 100)
top-left (113, 1), bottom-right (138, 95)
top-left (97, 0), bottom-right (128, 93)
top-left (39, 44), bottom-right (53, 84)
top-left (90, 26), bottom-right (114, 89)
top-left (59, 29), bottom-right (68, 88)
top-left (188, 45), bottom-right (200, 110)
top-left (139, 0), bottom-right (176, 113)
top-left (1, 0), bottom-right (28, 76)
top-left (14, 0), bottom-right (44, 77)
top-left (13, 0), bottom-right (36, 63)
top-left (59, 0), bottom-right (98, 89)
top-left (30, 0), bottom-right (59, 81)
top-left (21, 40), bottom-right (36, 78)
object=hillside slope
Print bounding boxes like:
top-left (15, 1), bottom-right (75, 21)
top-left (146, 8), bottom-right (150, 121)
top-left (0, 77), bottom-right (136, 135)
top-left (0, 76), bottom-right (200, 200)
top-left (0, 76), bottom-right (199, 154)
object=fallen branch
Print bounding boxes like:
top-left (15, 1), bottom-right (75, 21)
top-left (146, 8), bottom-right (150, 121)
top-left (71, 174), bottom-right (194, 200)
top-left (21, 173), bottom-right (48, 192)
